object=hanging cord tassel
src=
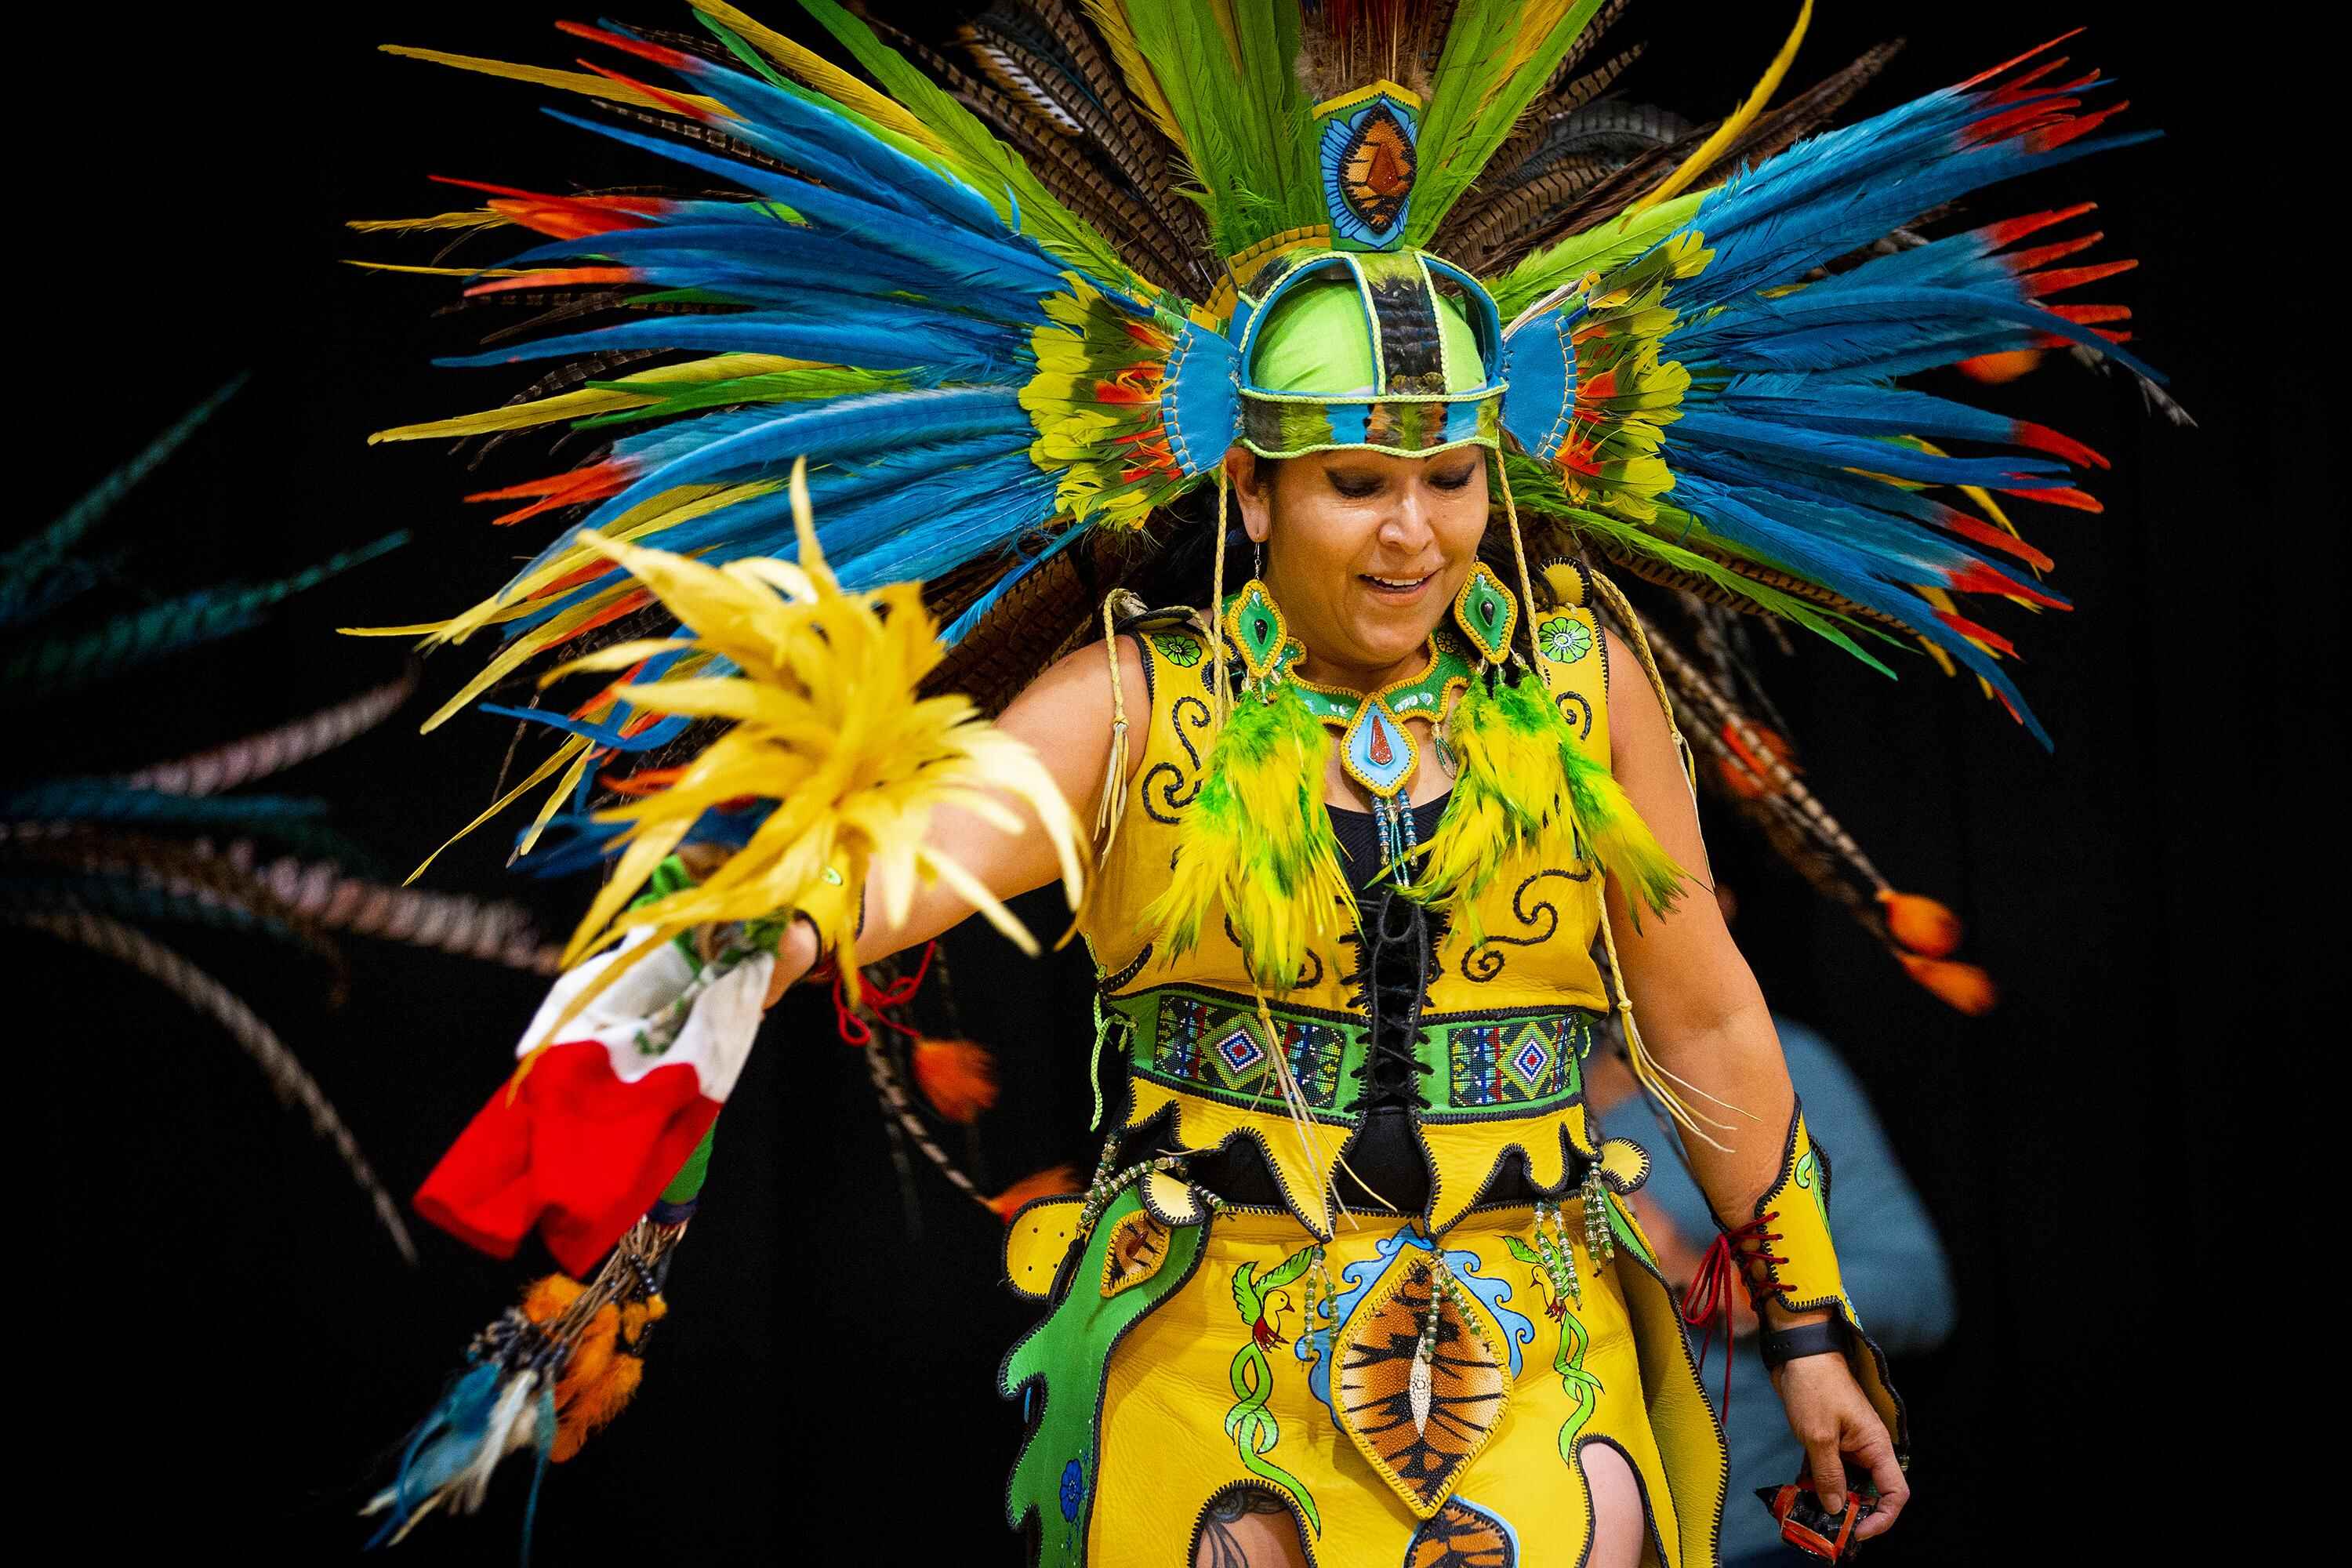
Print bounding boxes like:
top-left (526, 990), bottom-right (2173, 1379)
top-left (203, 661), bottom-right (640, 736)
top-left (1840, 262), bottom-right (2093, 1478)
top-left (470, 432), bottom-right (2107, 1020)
top-left (1494, 453), bottom-right (1545, 673)
top-left (1588, 568), bottom-right (1698, 799)
top-left (1054, 594), bottom-right (1137, 953)
top-left (1210, 465), bottom-right (1233, 725)
top-left (1094, 593), bottom-right (1133, 857)
top-left (1249, 991), bottom-right (1378, 1232)
top-left (1595, 899), bottom-right (1744, 1149)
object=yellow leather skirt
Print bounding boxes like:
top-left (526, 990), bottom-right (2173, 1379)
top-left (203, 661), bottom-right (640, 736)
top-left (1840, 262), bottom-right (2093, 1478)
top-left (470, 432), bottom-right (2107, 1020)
top-left (1001, 1185), bottom-right (1727, 1567)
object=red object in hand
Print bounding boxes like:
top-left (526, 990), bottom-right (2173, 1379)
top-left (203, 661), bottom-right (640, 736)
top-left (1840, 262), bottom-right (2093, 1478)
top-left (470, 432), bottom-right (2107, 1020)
top-left (1755, 1468), bottom-right (1876, 1561)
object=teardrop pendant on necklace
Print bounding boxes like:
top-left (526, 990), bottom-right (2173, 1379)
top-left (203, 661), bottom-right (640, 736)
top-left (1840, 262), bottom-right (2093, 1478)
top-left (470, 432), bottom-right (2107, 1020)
top-left (1342, 695), bottom-right (1416, 799)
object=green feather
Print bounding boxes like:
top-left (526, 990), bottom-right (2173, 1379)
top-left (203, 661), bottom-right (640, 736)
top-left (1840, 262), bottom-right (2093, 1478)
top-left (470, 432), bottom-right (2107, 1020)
top-left (1487, 192), bottom-right (1704, 320)
top-left (1407, 0), bottom-right (1611, 247)
top-left (1145, 681), bottom-right (1352, 990)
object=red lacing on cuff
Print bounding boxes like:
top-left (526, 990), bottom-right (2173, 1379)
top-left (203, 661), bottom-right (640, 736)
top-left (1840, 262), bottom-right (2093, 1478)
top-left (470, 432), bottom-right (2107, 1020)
top-left (829, 941), bottom-right (936, 1047)
top-left (1681, 1212), bottom-right (1785, 1434)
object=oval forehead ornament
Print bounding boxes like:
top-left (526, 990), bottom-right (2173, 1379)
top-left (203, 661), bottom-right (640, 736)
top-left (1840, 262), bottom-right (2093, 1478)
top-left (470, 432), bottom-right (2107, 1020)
top-left (1317, 81), bottom-right (1421, 252)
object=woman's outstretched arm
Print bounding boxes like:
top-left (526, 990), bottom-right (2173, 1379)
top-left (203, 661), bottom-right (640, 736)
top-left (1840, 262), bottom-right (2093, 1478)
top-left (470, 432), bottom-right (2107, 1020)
top-left (1599, 627), bottom-right (1910, 1540)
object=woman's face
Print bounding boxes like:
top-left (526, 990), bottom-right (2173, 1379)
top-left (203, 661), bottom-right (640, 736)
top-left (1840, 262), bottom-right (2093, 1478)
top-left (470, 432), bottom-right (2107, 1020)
top-left (1227, 445), bottom-right (1490, 678)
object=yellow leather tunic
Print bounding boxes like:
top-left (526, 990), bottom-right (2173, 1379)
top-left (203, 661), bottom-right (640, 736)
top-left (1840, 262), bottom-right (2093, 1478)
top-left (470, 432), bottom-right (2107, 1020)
top-left (1077, 577), bottom-right (1622, 1239)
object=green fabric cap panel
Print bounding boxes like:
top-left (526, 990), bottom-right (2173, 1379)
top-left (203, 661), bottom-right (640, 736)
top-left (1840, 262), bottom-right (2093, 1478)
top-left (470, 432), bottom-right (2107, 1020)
top-left (1249, 278), bottom-right (1486, 398)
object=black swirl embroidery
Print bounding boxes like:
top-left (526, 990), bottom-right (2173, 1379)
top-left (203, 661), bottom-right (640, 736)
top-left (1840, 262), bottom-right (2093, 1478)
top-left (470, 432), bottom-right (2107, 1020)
top-left (1553, 689), bottom-right (1593, 742)
top-left (1458, 866), bottom-right (1591, 984)
top-left (1142, 694), bottom-right (1214, 823)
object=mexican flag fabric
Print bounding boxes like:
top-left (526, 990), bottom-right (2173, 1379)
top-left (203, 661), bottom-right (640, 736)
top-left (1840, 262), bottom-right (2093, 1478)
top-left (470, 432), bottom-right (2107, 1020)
top-left (415, 927), bottom-right (772, 1276)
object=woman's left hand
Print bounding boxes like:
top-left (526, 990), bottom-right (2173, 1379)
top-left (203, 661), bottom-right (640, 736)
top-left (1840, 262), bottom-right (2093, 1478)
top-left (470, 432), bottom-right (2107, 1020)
top-left (1769, 1350), bottom-right (1909, 1541)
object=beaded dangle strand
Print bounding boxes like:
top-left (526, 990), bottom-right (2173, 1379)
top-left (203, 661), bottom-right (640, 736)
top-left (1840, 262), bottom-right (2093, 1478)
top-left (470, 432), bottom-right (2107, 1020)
top-left (1406, 1251), bottom-right (1494, 1437)
top-left (1531, 1196), bottom-right (1583, 1312)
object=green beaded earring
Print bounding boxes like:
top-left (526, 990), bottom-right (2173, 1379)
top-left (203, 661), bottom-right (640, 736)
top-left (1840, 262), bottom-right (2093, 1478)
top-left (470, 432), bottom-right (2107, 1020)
top-left (1450, 561), bottom-right (1520, 670)
top-left (1221, 577), bottom-right (1298, 698)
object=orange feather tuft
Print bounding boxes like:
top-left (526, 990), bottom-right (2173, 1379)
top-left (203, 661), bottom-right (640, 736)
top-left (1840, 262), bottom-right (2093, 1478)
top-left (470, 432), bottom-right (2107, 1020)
top-left (521, 1273), bottom-right (584, 1323)
top-left (1878, 891), bottom-right (1962, 958)
top-left (1955, 349), bottom-right (2044, 384)
top-left (1896, 953), bottom-right (1998, 1016)
top-left (912, 1036), bottom-right (1000, 1124)
top-left (987, 1163), bottom-right (1080, 1222)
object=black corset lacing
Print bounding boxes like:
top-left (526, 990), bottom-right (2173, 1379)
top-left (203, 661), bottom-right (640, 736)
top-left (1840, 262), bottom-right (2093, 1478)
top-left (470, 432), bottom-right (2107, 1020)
top-left (1138, 793), bottom-right (1570, 1216)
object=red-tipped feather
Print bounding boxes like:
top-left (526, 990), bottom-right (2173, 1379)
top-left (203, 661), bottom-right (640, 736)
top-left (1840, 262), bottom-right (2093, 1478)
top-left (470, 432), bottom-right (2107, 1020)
top-left (2027, 99), bottom-right (2130, 152)
top-left (1946, 559), bottom-right (2064, 610)
top-left (1928, 502), bottom-right (2055, 571)
top-left (2023, 257), bottom-right (2139, 296)
top-left (1932, 608), bottom-right (2018, 656)
top-left (1998, 481), bottom-right (2103, 513)
top-left (465, 267), bottom-right (639, 297)
top-left (577, 59), bottom-right (712, 122)
top-left (463, 460), bottom-right (634, 525)
top-left (1951, 30), bottom-right (2085, 94)
top-left (2002, 231), bottom-right (2105, 273)
top-left (1976, 202), bottom-right (2098, 250)
top-left (430, 176), bottom-right (667, 239)
top-left (2009, 419), bottom-right (2108, 470)
top-left (554, 19), bottom-right (699, 71)
top-left (2047, 303), bottom-right (2133, 325)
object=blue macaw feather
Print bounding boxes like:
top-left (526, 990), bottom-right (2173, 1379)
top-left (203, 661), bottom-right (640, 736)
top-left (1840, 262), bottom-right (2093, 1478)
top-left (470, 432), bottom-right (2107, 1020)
top-left (1673, 280), bottom-right (2161, 386)
top-left (540, 109), bottom-right (1070, 296)
top-left (1711, 379), bottom-right (2056, 452)
top-left (626, 24), bottom-right (1011, 238)
top-left (1687, 71), bottom-right (2158, 303)
top-left (496, 435), bottom-right (1036, 636)
top-left (1670, 410), bottom-right (2067, 489)
top-left (1684, 444), bottom-right (2063, 569)
top-left (1671, 473), bottom-right (2049, 745)
top-left (514, 798), bottom-right (771, 876)
top-left (1672, 448), bottom-right (2068, 607)
top-left (433, 312), bottom-right (1022, 379)
top-left (476, 703), bottom-right (694, 752)
top-left (570, 388), bottom-right (1031, 541)
top-left (496, 223), bottom-right (1041, 311)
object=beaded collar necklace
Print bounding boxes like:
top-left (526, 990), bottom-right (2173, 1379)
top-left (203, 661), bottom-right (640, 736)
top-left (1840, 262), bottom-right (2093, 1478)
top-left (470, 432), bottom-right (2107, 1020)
top-left (1280, 628), bottom-right (1477, 880)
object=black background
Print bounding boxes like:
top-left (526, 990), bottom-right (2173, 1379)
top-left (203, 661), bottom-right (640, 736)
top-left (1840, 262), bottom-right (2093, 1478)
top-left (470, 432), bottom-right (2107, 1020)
top-left (28, 4), bottom-right (2318, 1563)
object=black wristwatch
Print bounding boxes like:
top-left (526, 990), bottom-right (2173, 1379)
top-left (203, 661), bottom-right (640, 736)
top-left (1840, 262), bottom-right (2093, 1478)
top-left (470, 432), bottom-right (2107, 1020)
top-left (1758, 1316), bottom-right (1849, 1370)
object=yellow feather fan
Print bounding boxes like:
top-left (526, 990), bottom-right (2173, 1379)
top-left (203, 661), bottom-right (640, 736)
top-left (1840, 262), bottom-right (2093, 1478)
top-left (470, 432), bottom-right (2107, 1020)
top-left (528, 459), bottom-right (1086, 1041)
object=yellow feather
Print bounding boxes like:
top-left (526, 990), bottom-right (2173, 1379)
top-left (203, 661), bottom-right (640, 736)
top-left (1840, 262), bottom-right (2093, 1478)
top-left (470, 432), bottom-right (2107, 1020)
top-left (405, 735), bottom-right (589, 887)
top-left (521, 461), bottom-right (1087, 1047)
top-left (368, 357), bottom-right (812, 445)
top-left (346, 210), bottom-right (509, 234)
top-left (687, 1), bottom-right (952, 158)
top-left (1632, 0), bottom-right (1812, 213)
top-left (378, 45), bottom-right (735, 118)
